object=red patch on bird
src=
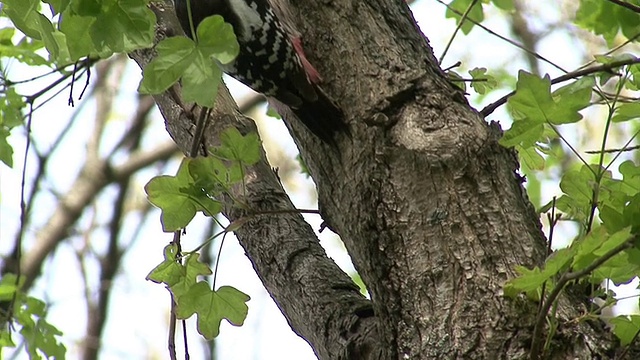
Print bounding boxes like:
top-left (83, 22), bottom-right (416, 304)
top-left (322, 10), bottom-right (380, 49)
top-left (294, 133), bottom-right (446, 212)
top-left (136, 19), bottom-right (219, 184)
top-left (291, 37), bottom-right (322, 84)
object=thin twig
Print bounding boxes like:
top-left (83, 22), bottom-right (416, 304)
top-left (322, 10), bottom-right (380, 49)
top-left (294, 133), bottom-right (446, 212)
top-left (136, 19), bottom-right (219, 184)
top-left (168, 291), bottom-right (178, 360)
top-left (481, 57), bottom-right (640, 117)
top-left (24, 59), bottom-right (94, 104)
top-left (211, 232), bottom-right (227, 289)
top-left (538, 198), bottom-right (558, 316)
top-left (605, 0), bottom-right (640, 13)
top-left (189, 107), bottom-right (211, 157)
top-left (586, 144), bottom-right (640, 154)
top-left (168, 231), bottom-right (182, 360)
top-left (434, 0), bottom-right (568, 75)
top-left (438, 0), bottom-right (479, 64)
top-left (6, 101), bottom-right (36, 328)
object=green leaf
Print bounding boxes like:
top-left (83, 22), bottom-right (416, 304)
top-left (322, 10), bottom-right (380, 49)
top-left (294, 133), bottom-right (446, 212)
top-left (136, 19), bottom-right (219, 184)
top-left (507, 71), bottom-right (553, 123)
top-left (180, 49), bottom-right (222, 107)
top-left (89, 0), bottom-right (155, 54)
top-left (12, 294), bottom-right (67, 359)
top-left (0, 274), bottom-right (21, 301)
top-left (0, 32), bottom-right (48, 66)
top-left (592, 251), bottom-right (640, 285)
top-left (572, 227), bottom-right (607, 270)
top-left (188, 156), bottom-right (235, 193)
top-left (507, 71), bottom-right (591, 127)
top-left (445, 0), bottom-right (484, 34)
top-left (503, 247), bottom-right (574, 299)
top-left (0, 330), bottom-right (15, 347)
top-left (139, 36), bottom-right (197, 94)
top-left (59, 11), bottom-right (96, 60)
top-left (0, 279), bottom-right (18, 300)
top-left (600, 205), bottom-right (626, 233)
top-left (629, 63), bottom-right (640, 90)
top-left (491, 0), bottom-right (514, 11)
top-left (140, 15), bottom-right (237, 106)
top-left (593, 226), bottom-right (633, 256)
top-left (175, 283), bottom-right (250, 339)
top-left (171, 253), bottom-right (213, 298)
top-left (34, 13), bottom-right (63, 62)
top-left (550, 76), bottom-right (594, 123)
top-left (43, 0), bottom-right (71, 14)
top-left (571, 227), bottom-right (635, 284)
top-left (0, 127), bottom-right (14, 167)
top-left (145, 158), bottom-right (223, 231)
top-left (196, 15), bottom-right (239, 65)
top-left (555, 165), bottom-right (597, 222)
top-left (624, 194), bottom-right (640, 233)
top-left (612, 102), bottom-right (640, 123)
top-left (2, 0), bottom-right (42, 39)
top-left (213, 127), bottom-right (261, 166)
top-left (468, 67), bottom-right (498, 95)
top-left (147, 245), bottom-right (214, 300)
top-left (146, 243), bottom-right (183, 286)
top-left (610, 315), bottom-right (640, 345)
top-left (576, 0), bottom-right (640, 45)
top-left (516, 145), bottom-right (544, 170)
top-left (620, 161), bottom-right (640, 195)
top-left (499, 118), bottom-right (543, 148)
top-left (24, 318), bottom-right (66, 359)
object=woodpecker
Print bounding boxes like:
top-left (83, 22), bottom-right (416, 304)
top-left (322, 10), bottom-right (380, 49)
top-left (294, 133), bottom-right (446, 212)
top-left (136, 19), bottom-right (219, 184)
top-left (173, 0), bottom-right (346, 144)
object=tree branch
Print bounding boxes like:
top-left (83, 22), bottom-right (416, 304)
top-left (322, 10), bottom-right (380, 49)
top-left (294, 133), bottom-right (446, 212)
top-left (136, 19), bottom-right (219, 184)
top-left (606, 0), bottom-right (640, 13)
top-left (129, 2), bottom-right (378, 358)
top-left (20, 141), bottom-right (178, 290)
top-left (481, 57), bottom-right (640, 117)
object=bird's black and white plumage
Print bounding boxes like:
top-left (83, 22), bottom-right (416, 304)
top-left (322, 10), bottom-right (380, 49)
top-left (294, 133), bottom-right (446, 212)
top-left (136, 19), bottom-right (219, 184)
top-left (173, 0), bottom-right (346, 144)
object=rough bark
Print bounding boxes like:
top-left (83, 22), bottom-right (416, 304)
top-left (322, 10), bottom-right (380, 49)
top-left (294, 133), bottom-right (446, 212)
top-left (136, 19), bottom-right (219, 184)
top-left (131, 1), bottom-right (640, 359)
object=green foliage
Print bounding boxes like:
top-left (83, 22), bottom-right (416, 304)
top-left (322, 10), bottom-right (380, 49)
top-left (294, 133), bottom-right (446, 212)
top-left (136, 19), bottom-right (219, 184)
top-left (468, 67), bottom-right (498, 95)
top-left (444, 0), bottom-right (514, 34)
top-left (499, 60), bottom-right (640, 348)
top-left (145, 127), bottom-right (260, 232)
top-left (139, 15), bottom-right (239, 107)
top-left (0, 27), bottom-right (48, 66)
top-left (447, 70), bottom-right (466, 91)
top-left (2, 0), bottom-right (155, 63)
top-left (0, 274), bottom-right (67, 359)
top-left (445, 0), bottom-right (485, 35)
top-left (0, 88), bottom-right (26, 167)
top-left (610, 315), bottom-right (640, 346)
top-left (145, 157), bottom-right (223, 232)
top-left (504, 247), bottom-right (574, 300)
top-left (500, 71), bottom-right (594, 171)
top-left (575, 0), bottom-right (640, 46)
top-left (145, 127), bottom-right (259, 339)
top-left (146, 243), bottom-right (250, 340)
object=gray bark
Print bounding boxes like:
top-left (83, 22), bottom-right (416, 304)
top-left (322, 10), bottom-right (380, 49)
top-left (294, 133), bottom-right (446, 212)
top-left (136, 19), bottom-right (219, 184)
top-left (130, 1), bottom-right (640, 358)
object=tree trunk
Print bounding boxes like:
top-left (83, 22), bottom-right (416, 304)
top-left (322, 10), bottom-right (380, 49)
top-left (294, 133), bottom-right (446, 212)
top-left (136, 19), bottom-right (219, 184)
top-left (131, 0), bottom-right (639, 358)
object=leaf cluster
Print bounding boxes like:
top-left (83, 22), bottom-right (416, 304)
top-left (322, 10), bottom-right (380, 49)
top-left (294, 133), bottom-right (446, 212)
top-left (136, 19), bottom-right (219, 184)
top-left (500, 55), bottom-right (640, 348)
top-left (0, 274), bottom-right (67, 359)
top-left (145, 127), bottom-right (261, 232)
top-left (146, 243), bottom-right (250, 340)
top-left (2, 0), bottom-right (155, 63)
